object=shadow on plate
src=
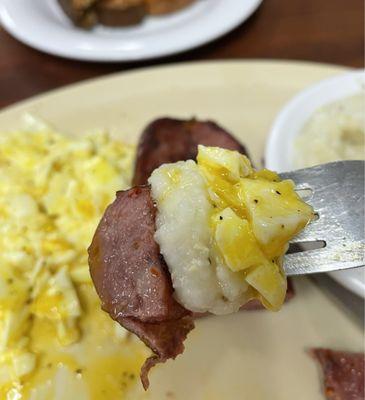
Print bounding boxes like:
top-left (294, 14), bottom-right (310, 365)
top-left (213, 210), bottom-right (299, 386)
top-left (310, 274), bottom-right (364, 328)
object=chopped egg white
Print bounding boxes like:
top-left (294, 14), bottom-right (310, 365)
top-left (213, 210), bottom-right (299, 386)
top-left (0, 124), bottom-right (148, 399)
top-left (149, 146), bottom-right (314, 314)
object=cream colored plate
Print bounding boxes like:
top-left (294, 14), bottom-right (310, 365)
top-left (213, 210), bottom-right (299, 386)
top-left (0, 61), bottom-right (363, 400)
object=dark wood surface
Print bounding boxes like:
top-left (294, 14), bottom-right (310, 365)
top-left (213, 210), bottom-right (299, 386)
top-left (0, 0), bottom-right (363, 109)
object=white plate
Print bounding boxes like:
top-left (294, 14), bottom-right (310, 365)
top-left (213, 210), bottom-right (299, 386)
top-left (265, 70), bottom-right (365, 299)
top-left (0, 0), bottom-right (262, 62)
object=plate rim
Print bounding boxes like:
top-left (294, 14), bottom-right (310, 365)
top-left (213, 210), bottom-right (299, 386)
top-left (0, 0), bottom-right (263, 62)
top-left (0, 59), bottom-right (347, 114)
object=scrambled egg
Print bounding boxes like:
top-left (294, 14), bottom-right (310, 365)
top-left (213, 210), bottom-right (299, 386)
top-left (0, 123), bottom-right (148, 399)
top-left (197, 146), bottom-right (314, 310)
top-left (150, 146), bottom-right (314, 314)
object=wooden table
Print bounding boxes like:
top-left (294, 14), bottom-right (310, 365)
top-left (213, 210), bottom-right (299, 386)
top-left (0, 0), bottom-right (363, 109)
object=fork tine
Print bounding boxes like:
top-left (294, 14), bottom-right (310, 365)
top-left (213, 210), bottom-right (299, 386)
top-left (289, 221), bottom-right (323, 243)
top-left (279, 161), bottom-right (365, 276)
top-left (284, 242), bottom-right (365, 276)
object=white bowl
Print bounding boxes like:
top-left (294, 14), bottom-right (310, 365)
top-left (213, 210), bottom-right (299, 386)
top-left (265, 70), bottom-right (365, 298)
top-left (0, 0), bottom-right (263, 62)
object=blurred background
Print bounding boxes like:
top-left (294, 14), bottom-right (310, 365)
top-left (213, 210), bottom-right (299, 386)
top-left (0, 0), bottom-right (363, 109)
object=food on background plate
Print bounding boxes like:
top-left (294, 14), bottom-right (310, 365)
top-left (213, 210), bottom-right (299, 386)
top-left (0, 121), bottom-right (151, 399)
top-left (89, 119), bottom-right (314, 388)
top-left (311, 348), bottom-right (365, 400)
top-left (95, 0), bottom-right (146, 27)
top-left (294, 94), bottom-right (365, 168)
top-left (58, 0), bottom-right (196, 28)
top-left (146, 0), bottom-right (196, 15)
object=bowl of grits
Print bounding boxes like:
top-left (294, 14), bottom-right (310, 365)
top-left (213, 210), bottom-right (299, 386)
top-left (265, 70), bottom-right (365, 298)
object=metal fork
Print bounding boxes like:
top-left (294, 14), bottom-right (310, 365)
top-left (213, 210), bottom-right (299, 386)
top-left (280, 160), bottom-right (364, 276)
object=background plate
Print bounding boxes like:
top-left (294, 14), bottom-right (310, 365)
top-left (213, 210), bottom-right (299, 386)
top-left (265, 70), bottom-right (365, 298)
top-left (0, 61), bottom-right (363, 400)
top-left (0, 0), bottom-right (262, 62)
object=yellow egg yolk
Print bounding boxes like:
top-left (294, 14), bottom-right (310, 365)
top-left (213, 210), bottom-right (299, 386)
top-left (0, 126), bottom-right (149, 400)
top-left (197, 145), bottom-right (314, 311)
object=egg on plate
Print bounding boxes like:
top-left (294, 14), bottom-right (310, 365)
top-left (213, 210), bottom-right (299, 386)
top-left (0, 122), bottom-right (149, 400)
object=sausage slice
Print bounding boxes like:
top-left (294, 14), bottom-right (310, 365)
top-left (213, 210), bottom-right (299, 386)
top-left (89, 186), bottom-right (193, 389)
